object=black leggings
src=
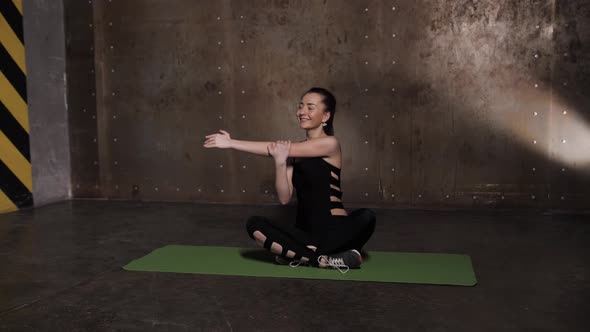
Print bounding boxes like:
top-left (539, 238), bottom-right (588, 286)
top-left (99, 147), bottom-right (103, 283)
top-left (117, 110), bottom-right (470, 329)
top-left (246, 208), bottom-right (376, 265)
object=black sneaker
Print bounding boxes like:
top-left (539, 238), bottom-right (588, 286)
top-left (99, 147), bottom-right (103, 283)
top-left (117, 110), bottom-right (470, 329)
top-left (318, 249), bottom-right (362, 273)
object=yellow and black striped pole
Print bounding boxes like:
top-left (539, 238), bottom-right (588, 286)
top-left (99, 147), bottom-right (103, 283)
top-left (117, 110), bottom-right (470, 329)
top-left (0, 0), bottom-right (32, 213)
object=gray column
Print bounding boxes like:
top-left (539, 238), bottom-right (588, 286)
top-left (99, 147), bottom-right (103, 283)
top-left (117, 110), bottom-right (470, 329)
top-left (24, 0), bottom-right (71, 206)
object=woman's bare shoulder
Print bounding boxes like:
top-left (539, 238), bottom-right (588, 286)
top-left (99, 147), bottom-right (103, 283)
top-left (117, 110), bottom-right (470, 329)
top-left (319, 136), bottom-right (340, 146)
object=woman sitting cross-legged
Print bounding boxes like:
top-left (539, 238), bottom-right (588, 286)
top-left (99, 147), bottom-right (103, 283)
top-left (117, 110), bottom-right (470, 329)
top-left (203, 87), bottom-right (376, 273)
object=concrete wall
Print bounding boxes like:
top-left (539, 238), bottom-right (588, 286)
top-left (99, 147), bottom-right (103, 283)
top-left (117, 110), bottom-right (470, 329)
top-left (24, 0), bottom-right (71, 207)
top-left (65, 0), bottom-right (589, 209)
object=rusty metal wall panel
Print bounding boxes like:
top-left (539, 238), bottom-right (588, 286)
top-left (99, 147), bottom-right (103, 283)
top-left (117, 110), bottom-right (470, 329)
top-left (65, 0), bottom-right (100, 197)
top-left (549, 0), bottom-right (590, 208)
top-left (73, 0), bottom-right (589, 208)
top-left (412, 0), bottom-right (558, 208)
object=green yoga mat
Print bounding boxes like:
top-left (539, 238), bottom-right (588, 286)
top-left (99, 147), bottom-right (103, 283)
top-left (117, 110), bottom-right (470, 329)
top-left (123, 245), bottom-right (477, 286)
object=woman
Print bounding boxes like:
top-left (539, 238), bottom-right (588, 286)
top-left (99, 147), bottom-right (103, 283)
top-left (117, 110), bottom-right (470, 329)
top-left (203, 87), bottom-right (376, 273)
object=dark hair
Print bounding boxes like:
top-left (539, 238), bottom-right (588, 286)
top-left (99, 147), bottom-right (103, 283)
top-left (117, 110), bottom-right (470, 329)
top-left (303, 87), bottom-right (337, 136)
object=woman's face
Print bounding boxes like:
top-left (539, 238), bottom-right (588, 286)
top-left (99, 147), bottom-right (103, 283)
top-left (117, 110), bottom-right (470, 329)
top-left (296, 93), bottom-right (330, 129)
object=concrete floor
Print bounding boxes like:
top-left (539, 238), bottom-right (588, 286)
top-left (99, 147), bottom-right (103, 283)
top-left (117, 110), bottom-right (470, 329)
top-left (0, 200), bottom-right (588, 331)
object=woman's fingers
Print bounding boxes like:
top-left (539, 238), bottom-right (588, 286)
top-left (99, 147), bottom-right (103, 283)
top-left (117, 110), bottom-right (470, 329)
top-left (204, 133), bottom-right (220, 146)
top-left (276, 140), bottom-right (290, 147)
top-left (203, 136), bottom-right (217, 147)
top-left (205, 130), bottom-right (227, 138)
top-left (267, 143), bottom-right (276, 156)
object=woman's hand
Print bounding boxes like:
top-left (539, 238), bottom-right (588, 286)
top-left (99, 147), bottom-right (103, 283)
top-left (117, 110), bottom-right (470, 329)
top-left (268, 140), bottom-right (291, 165)
top-left (203, 130), bottom-right (232, 149)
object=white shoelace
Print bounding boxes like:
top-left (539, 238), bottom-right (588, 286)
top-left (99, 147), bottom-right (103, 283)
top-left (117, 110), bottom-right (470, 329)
top-left (275, 256), bottom-right (307, 268)
top-left (319, 256), bottom-right (350, 274)
top-left (289, 260), bottom-right (304, 267)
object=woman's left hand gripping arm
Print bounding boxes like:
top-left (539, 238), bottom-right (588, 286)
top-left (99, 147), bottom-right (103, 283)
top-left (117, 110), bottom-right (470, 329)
top-left (268, 141), bottom-right (292, 205)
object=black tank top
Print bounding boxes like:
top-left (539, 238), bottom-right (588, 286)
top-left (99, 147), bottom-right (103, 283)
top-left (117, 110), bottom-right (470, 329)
top-left (292, 157), bottom-right (346, 235)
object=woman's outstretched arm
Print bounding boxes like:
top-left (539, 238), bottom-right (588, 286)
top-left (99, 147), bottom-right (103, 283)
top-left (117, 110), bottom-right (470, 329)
top-left (287, 136), bottom-right (339, 157)
top-left (204, 130), bottom-right (340, 158)
top-left (230, 139), bottom-right (272, 157)
top-left (204, 130), bottom-right (271, 157)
